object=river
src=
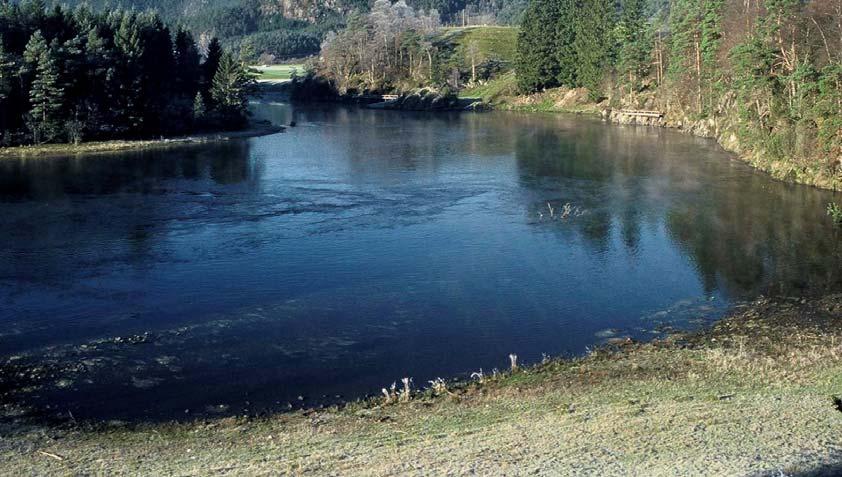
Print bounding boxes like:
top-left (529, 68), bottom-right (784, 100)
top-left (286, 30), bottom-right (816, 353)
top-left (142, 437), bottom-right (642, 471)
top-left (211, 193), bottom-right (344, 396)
top-left (1, 101), bottom-right (840, 421)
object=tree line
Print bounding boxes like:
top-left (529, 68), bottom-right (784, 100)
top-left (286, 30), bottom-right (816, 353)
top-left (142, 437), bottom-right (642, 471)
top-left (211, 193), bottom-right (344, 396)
top-left (319, 0), bottom-right (443, 93)
top-left (51, 0), bottom-right (528, 63)
top-left (515, 0), bottom-right (841, 178)
top-left (0, 0), bottom-right (257, 146)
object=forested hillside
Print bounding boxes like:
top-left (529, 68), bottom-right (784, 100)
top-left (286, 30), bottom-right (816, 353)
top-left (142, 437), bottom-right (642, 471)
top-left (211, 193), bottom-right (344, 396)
top-left (0, 0), bottom-right (256, 146)
top-left (514, 0), bottom-right (841, 189)
top-left (44, 0), bottom-right (528, 62)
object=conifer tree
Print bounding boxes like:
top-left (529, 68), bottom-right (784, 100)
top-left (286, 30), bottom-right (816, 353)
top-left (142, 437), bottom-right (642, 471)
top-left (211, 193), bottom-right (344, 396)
top-left (114, 12), bottom-right (144, 130)
top-left (211, 52), bottom-right (256, 125)
top-left (21, 30), bottom-right (48, 79)
top-left (698, 0), bottom-right (723, 112)
top-left (193, 91), bottom-right (206, 120)
top-left (202, 38), bottom-right (223, 100)
top-left (516, 0), bottom-right (561, 92)
top-left (174, 26), bottom-right (201, 96)
top-left (618, 0), bottom-right (650, 98)
top-left (572, 0), bottom-right (615, 100)
top-left (28, 46), bottom-right (64, 143)
top-left (555, 0), bottom-right (578, 87)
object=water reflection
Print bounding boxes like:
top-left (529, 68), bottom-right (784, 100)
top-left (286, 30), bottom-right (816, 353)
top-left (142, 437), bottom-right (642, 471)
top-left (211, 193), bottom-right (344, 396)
top-left (0, 103), bottom-right (840, 422)
top-left (510, 113), bottom-right (842, 299)
top-left (0, 141), bottom-right (255, 200)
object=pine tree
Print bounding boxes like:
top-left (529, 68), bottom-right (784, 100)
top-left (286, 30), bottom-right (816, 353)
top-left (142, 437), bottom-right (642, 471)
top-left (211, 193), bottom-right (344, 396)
top-left (555, 0), bottom-right (578, 87)
top-left (21, 30), bottom-right (48, 79)
top-left (516, 0), bottom-right (561, 93)
top-left (202, 38), bottom-right (223, 100)
top-left (239, 38), bottom-right (257, 65)
top-left (113, 12), bottom-right (144, 130)
top-left (193, 91), bottom-right (206, 120)
top-left (572, 0), bottom-right (615, 100)
top-left (618, 0), bottom-right (650, 99)
top-left (210, 52), bottom-right (256, 126)
top-left (174, 26), bottom-right (201, 96)
top-left (27, 46), bottom-right (64, 143)
top-left (667, 0), bottom-right (702, 111)
top-left (698, 0), bottom-right (724, 114)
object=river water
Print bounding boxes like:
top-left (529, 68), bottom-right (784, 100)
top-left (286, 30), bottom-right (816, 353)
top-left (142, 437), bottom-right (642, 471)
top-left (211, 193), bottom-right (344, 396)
top-left (1, 102), bottom-right (840, 421)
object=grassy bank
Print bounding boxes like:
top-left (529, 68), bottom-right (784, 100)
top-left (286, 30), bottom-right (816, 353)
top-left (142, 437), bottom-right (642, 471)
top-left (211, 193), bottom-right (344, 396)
top-left (460, 73), bottom-right (601, 115)
top-left (0, 121), bottom-right (284, 159)
top-left (3, 296), bottom-right (841, 475)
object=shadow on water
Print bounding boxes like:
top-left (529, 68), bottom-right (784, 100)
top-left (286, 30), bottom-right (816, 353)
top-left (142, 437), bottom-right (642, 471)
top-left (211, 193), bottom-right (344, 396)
top-left (0, 141), bottom-right (256, 200)
top-left (1, 104), bottom-right (841, 424)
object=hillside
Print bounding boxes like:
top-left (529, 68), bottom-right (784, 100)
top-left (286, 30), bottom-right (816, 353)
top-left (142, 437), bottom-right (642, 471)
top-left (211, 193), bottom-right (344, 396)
top-left (436, 26), bottom-right (518, 68)
top-left (45, 0), bottom-right (526, 61)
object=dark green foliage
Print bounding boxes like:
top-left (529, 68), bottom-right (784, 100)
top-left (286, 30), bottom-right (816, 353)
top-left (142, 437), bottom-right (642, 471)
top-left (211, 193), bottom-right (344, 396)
top-left (27, 38), bottom-right (63, 143)
top-left (516, 0), bottom-right (614, 95)
top-left (554, 0), bottom-right (577, 87)
top-left (229, 30), bottom-right (320, 62)
top-left (0, 0), bottom-right (248, 146)
top-left (174, 26), bottom-right (201, 96)
top-left (516, 0), bottom-right (561, 92)
top-left (203, 37), bottom-right (223, 97)
top-left (572, 0), bottom-right (614, 100)
top-left (211, 52), bottom-right (257, 126)
top-left (193, 91), bottom-right (206, 120)
top-left (618, 0), bottom-right (650, 94)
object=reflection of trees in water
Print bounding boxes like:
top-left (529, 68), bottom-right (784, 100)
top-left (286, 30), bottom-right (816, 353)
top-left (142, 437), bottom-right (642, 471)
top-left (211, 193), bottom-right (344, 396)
top-left (327, 107), bottom-right (465, 175)
top-left (513, 117), bottom-right (842, 298)
top-left (513, 117), bottom-right (662, 256)
top-left (0, 141), bottom-right (256, 288)
top-left (666, 177), bottom-right (842, 299)
top-left (0, 141), bottom-right (255, 200)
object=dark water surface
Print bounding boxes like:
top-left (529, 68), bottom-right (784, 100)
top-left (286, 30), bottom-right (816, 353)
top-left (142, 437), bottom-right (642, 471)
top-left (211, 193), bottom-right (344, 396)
top-left (1, 102), bottom-right (840, 421)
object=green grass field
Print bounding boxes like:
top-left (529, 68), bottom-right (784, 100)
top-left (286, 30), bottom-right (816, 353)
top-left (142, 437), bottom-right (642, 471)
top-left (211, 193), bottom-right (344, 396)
top-left (253, 64), bottom-right (304, 81)
top-left (437, 26), bottom-right (519, 66)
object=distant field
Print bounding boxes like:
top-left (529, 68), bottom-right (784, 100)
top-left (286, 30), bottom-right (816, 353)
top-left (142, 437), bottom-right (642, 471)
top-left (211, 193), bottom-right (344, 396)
top-left (253, 64), bottom-right (304, 81)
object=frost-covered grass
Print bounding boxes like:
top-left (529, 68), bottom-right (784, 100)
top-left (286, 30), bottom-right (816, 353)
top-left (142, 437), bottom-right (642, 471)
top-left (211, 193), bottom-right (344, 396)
top-left (4, 296), bottom-right (842, 476)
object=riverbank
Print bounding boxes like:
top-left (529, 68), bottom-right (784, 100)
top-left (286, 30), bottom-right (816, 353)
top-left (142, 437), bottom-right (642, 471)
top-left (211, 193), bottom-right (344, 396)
top-left (0, 121), bottom-right (284, 159)
top-left (462, 75), bottom-right (841, 192)
top-left (3, 295), bottom-right (840, 475)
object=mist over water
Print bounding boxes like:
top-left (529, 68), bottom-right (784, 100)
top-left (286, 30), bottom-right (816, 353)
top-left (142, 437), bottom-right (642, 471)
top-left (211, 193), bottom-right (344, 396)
top-left (1, 102), bottom-right (840, 421)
